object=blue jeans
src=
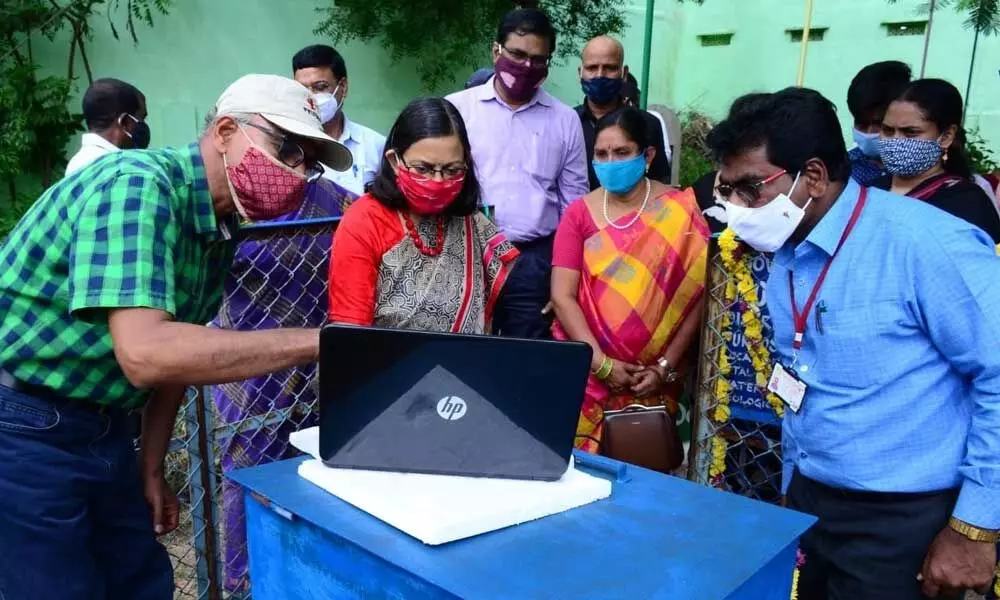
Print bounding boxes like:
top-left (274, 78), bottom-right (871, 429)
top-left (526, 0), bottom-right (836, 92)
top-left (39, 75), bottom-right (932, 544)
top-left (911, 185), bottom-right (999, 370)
top-left (0, 385), bottom-right (172, 600)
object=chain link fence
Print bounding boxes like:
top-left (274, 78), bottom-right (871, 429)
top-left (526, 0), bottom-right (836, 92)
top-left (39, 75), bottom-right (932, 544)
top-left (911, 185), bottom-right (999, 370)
top-left (163, 217), bottom-right (339, 599)
top-left (689, 240), bottom-right (784, 503)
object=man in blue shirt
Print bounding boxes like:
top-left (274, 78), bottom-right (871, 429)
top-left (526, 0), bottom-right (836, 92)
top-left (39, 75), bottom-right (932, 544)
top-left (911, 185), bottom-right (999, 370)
top-left (710, 87), bottom-right (999, 599)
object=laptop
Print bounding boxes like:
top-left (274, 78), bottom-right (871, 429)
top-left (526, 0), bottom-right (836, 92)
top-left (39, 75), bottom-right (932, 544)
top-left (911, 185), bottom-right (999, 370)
top-left (318, 325), bottom-right (592, 481)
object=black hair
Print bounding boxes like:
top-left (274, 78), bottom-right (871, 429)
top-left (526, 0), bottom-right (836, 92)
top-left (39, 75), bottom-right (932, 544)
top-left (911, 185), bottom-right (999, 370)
top-left (846, 60), bottom-right (912, 124)
top-left (595, 107), bottom-right (651, 151)
top-left (707, 87), bottom-right (851, 183)
top-left (82, 78), bottom-right (144, 131)
top-left (370, 98), bottom-right (480, 217)
top-left (496, 9), bottom-right (556, 55)
top-left (896, 78), bottom-right (972, 178)
top-left (292, 44), bottom-right (348, 80)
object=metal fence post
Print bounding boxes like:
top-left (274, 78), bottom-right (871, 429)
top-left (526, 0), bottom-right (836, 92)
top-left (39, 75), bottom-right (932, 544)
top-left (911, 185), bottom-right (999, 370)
top-left (186, 386), bottom-right (221, 600)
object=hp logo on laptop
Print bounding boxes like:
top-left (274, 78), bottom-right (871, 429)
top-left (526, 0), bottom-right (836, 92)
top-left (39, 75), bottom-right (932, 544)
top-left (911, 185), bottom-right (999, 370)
top-left (436, 396), bottom-right (467, 421)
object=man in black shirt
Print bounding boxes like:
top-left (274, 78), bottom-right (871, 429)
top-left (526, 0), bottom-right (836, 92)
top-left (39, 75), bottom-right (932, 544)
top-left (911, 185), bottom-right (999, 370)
top-left (575, 36), bottom-right (670, 191)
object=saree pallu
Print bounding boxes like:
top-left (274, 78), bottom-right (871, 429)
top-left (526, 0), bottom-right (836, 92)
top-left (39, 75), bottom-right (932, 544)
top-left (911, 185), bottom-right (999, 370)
top-left (554, 188), bottom-right (709, 453)
top-left (210, 179), bottom-right (352, 595)
top-left (373, 212), bottom-right (518, 334)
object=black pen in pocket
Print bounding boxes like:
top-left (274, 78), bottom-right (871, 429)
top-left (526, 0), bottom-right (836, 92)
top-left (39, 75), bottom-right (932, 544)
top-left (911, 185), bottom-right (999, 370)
top-left (816, 300), bottom-right (827, 335)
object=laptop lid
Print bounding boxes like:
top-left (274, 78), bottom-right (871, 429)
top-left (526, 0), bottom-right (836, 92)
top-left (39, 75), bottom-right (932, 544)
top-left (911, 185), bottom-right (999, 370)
top-left (319, 325), bottom-right (592, 481)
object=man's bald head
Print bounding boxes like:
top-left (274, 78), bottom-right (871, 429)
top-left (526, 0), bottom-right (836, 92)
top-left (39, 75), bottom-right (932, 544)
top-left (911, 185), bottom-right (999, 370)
top-left (582, 36), bottom-right (624, 67)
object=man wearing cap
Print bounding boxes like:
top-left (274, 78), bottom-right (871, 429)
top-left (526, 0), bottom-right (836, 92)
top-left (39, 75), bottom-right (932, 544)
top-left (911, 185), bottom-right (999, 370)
top-left (0, 74), bottom-right (351, 600)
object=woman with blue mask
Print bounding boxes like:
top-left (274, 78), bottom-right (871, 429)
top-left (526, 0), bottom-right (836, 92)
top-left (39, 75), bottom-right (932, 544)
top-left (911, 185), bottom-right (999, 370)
top-left (549, 107), bottom-right (709, 462)
top-left (874, 79), bottom-right (1000, 243)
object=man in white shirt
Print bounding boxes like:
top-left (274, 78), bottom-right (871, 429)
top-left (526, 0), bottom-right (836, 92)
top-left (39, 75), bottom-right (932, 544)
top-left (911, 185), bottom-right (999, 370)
top-left (65, 78), bottom-right (149, 175)
top-left (292, 45), bottom-right (386, 196)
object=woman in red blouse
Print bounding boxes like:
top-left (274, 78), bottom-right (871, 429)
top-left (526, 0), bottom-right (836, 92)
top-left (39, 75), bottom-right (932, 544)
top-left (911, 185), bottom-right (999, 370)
top-left (328, 98), bottom-right (518, 333)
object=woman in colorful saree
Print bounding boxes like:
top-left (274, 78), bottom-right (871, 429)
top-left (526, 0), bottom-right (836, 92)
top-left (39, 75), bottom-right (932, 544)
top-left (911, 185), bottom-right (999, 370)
top-left (328, 97), bottom-right (518, 332)
top-left (551, 107), bottom-right (710, 453)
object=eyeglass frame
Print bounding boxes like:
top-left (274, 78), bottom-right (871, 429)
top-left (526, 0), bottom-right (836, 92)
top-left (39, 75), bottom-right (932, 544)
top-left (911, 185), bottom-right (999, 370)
top-left (496, 44), bottom-right (551, 68)
top-left (716, 169), bottom-right (788, 208)
top-left (393, 153), bottom-right (468, 181)
top-left (240, 121), bottom-right (308, 169)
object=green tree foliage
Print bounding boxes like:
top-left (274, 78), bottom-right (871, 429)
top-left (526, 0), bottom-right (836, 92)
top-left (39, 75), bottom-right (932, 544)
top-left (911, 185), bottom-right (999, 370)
top-left (888, 0), bottom-right (999, 34)
top-left (315, 0), bottom-right (651, 90)
top-left (0, 0), bottom-right (171, 236)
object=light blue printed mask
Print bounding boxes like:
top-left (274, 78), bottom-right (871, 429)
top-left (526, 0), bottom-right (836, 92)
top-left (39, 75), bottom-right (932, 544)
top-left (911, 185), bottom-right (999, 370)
top-left (852, 129), bottom-right (881, 159)
top-left (877, 137), bottom-right (943, 177)
top-left (593, 154), bottom-right (647, 194)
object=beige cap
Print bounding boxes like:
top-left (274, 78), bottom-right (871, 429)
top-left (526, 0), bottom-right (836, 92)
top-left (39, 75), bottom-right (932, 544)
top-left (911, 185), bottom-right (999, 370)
top-left (214, 74), bottom-right (353, 172)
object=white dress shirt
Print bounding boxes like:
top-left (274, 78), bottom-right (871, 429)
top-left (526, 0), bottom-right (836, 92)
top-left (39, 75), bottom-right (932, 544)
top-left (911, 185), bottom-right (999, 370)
top-left (320, 116), bottom-right (386, 196)
top-left (65, 133), bottom-right (119, 176)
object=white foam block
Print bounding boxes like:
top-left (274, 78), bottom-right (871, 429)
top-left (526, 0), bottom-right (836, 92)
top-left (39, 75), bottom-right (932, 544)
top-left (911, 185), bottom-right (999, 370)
top-left (289, 427), bottom-right (612, 546)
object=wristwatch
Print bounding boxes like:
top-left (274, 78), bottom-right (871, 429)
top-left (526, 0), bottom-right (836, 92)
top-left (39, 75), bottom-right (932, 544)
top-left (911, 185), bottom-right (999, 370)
top-left (657, 357), bottom-right (680, 383)
top-left (948, 517), bottom-right (1000, 543)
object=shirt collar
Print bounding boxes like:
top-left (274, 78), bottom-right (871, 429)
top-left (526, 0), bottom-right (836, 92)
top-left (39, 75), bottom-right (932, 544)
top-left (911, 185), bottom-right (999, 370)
top-left (577, 98), bottom-right (622, 123)
top-left (176, 143), bottom-right (225, 238)
top-left (475, 76), bottom-right (552, 109)
top-left (337, 115), bottom-right (357, 145)
top-left (81, 132), bottom-right (119, 152)
top-left (804, 178), bottom-right (862, 257)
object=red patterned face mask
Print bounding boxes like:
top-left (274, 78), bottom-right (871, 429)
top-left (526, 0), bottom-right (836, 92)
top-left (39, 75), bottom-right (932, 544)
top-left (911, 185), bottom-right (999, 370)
top-left (395, 167), bottom-right (465, 215)
top-left (224, 136), bottom-right (306, 221)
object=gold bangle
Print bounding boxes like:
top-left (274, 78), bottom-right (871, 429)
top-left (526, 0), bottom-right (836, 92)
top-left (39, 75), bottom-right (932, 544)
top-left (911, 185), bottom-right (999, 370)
top-left (949, 517), bottom-right (1000, 543)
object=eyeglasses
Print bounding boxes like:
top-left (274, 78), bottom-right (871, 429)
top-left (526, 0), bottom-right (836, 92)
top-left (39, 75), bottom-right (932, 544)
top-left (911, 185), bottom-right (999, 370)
top-left (398, 156), bottom-right (468, 181)
top-left (716, 169), bottom-right (788, 207)
top-left (242, 121), bottom-right (307, 169)
top-left (498, 45), bottom-right (550, 68)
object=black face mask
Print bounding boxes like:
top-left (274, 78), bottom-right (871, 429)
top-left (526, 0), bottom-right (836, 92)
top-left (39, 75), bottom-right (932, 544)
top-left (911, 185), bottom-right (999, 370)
top-left (123, 114), bottom-right (151, 149)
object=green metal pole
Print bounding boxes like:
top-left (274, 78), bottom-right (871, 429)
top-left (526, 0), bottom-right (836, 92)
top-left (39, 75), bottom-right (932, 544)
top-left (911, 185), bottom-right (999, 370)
top-left (640, 0), bottom-right (655, 110)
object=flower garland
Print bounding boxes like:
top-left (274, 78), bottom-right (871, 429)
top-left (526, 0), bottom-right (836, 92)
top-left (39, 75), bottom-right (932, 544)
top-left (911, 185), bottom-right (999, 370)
top-left (710, 230), bottom-right (785, 484)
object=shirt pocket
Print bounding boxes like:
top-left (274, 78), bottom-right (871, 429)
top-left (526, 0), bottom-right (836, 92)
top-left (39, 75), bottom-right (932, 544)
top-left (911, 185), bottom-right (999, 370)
top-left (812, 299), bottom-right (907, 390)
top-left (521, 130), bottom-right (562, 190)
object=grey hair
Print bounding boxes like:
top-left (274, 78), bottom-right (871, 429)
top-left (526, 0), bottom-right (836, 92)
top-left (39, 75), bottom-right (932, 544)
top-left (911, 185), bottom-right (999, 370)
top-left (201, 108), bottom-right (254, 134)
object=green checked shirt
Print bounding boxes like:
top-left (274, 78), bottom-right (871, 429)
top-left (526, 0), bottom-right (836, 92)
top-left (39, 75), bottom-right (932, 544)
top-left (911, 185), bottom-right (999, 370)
top-left (0, 143), bottom-right (235, 409)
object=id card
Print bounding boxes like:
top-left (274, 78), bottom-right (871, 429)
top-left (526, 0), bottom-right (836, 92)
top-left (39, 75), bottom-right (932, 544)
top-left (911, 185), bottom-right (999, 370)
top-left (768, 363), bottom-right (807, 413)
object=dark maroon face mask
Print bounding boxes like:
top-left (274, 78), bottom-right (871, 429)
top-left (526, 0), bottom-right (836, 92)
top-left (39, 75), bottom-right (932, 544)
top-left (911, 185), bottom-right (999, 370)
top-left (494, 54), bottom-right (548, 103)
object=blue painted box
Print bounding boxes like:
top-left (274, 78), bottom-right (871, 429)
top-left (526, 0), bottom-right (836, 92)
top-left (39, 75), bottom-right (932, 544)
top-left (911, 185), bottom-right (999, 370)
top-left (229, 453), bottom-right (815, 600)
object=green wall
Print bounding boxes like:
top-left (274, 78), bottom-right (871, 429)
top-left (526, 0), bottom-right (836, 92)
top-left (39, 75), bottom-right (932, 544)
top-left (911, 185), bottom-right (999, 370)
top-left (30, 0), bottom-right (1000, 157)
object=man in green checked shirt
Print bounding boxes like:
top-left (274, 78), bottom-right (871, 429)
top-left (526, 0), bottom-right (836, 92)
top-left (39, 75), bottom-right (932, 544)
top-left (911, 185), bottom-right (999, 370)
top-left (0, 74), bottom-right (352, 600)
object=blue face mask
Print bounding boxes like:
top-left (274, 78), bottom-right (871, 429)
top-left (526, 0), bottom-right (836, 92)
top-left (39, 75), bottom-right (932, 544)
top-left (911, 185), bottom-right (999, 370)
top-left (593, 154), bottom-right (647, 194)
top-left (581, 76), bottom-right (624, 105)
top-left (852, 128), bottom-right (881, 159)
top-left (877, 137), bottom-right (943, 177)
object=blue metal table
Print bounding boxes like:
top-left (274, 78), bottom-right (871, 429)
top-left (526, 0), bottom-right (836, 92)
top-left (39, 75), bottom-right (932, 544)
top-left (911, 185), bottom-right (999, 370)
top-left (229, 452), bottom-right (815, 599)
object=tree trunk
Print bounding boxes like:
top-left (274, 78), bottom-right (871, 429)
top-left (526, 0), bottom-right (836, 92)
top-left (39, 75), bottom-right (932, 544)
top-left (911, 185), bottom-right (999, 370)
top-left (78, 31), bottom-right (94, 85)
top-left (67, 31), bottom-right (77, 81)
top-left (963, 25), bottom-right (980, 125)
top-left (42, 155), bottom-right (53, 188)
top-left (7, 178), bottom-right (17, 204)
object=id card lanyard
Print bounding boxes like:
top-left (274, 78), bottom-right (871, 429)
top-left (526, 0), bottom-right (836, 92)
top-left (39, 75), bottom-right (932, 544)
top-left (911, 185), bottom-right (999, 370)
top-left (787, 187), bottom-right (868, 367)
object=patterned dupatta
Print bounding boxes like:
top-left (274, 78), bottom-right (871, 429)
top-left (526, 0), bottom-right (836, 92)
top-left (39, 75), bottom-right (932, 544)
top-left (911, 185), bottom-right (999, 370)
top-left (554, 188), bottom-right (709, 451)
top-left (374, 212), bottom-right (518, 334)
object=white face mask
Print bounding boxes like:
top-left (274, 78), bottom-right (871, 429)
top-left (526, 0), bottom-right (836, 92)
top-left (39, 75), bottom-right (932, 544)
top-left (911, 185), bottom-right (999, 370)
top-left (724, 172), bottom-right (812, 253)
top-left (314, 85), bottom-right (341, 124)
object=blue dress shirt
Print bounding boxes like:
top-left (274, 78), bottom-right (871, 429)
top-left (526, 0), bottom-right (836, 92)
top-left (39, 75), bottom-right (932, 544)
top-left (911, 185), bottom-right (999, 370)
top-left (769, 179), bottom-right (1000, 529)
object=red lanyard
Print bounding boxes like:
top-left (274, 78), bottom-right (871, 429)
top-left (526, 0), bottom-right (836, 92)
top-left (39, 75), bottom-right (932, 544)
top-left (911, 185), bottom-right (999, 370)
top-left (788, 187), bottom-right (868, 350)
